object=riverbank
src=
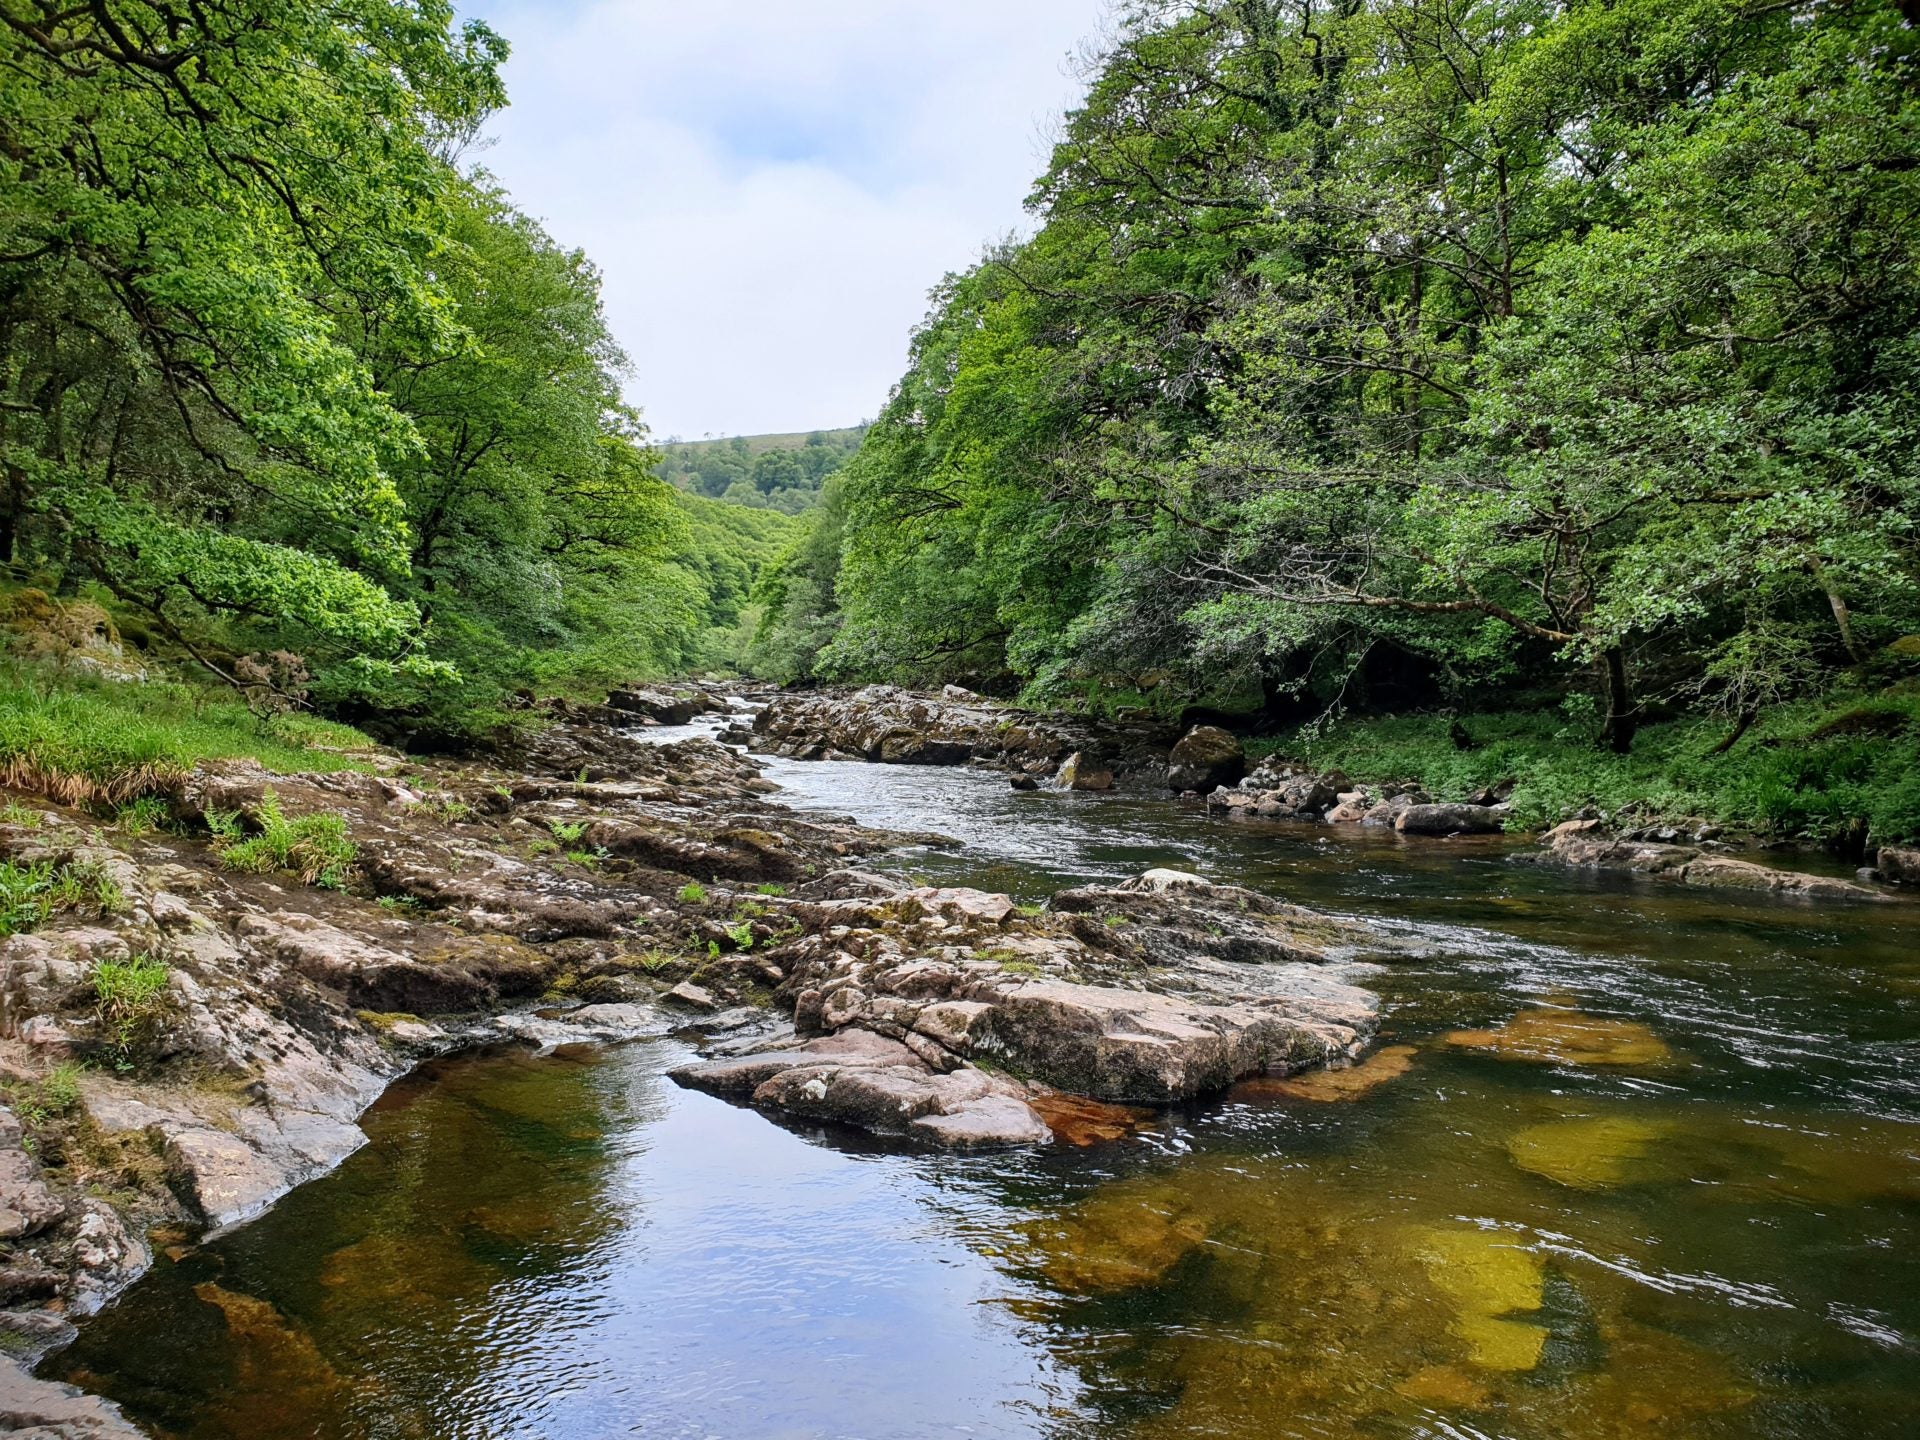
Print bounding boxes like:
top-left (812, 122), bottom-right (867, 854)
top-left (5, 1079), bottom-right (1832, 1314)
top-left (745, 686), bottom-right (1920, 896)
top-left (0, 666), bottom-right (1415, 1431)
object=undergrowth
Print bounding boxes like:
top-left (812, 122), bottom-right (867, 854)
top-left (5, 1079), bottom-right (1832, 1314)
top-left (0, 659), bottom-right (377, 810)
top-left (93, 955), bottom-right (173, 1071)
top-left (211, 790), bottom-right (358, 889)
top-left (0, 857), bottom-right (125, 935)
top-left (1262, 689), bottom-right (1920, 846)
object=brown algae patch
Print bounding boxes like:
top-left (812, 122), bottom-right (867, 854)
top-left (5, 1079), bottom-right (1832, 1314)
top-left (1444, 1007), bottom-right (1672, 1068)
top-left (1027, 1091), bottom-right (1155, 1146)
top-left (1234, 1044), bottom-right (1416, 1102)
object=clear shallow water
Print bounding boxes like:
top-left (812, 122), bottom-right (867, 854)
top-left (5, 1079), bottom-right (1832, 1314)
top-left (43, 729), bottom-right (1920, 1438)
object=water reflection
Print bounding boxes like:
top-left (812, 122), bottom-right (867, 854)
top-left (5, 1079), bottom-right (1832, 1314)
top-left (42, 732), bottom-right (1920, 1439)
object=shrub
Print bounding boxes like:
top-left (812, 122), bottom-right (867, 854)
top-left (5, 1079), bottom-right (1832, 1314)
top-left (214, 789), bottom-right (357, 889)
top-left (92, 955), bottom-right (172, 1071)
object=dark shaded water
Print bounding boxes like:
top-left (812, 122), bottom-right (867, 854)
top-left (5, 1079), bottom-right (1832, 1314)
top-left (43, 735), bottom-right (1920, 1438)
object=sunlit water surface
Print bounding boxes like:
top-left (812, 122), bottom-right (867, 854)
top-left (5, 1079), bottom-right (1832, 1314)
top-left (42, 720), bottom-right (1920, 1438)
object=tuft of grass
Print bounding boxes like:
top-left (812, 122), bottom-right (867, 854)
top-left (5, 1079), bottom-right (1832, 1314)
top-left (4, 1061), bottom-right (84, 1143)
top-left (0, 659), bottom-right (376, 810)
top-left (677, 881), bottom-right (708, 905)
top-left (0, 857), bottom-right (124, 935)
top-left (0, 799), bottom-right (45, 827)
top-left (213, 789), bottom-right (357, 889)
top-left (114, 795), bottom-right (174, 835)
top-left (93, 955), bottom-right (172, 1071)
top-left (753, 882), bottom-right (788, 897)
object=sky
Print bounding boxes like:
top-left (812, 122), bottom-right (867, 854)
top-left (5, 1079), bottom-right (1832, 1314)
top-left (457, 1), bottom-right (1113, 440)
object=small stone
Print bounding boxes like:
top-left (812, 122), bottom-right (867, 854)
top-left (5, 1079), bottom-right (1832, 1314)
top-left (663, 982), bottom-right (718, 1012)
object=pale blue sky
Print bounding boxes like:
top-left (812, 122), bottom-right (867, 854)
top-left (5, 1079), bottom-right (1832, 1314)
top-left (458, 1), bottom-right (1112, 439)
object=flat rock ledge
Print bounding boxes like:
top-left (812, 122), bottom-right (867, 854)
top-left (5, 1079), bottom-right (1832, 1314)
top-left (672, 868), bottom-right (1393, 1148)
top-left (1519, 821), bottom-right (1898, 903)
top-left (745, 685), bottom-right (1176, 781)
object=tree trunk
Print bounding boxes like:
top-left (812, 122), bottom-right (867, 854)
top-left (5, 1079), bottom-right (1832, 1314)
top-left (1598, 647), bottom-right (1635, 754)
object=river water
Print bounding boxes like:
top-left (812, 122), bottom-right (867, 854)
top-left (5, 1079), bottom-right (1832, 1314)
top-left (40, 729), bottom-right (1920, 1439)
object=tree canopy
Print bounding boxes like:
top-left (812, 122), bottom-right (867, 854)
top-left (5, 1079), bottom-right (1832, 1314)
top-left (781, 0), bottom-right (1920, 751)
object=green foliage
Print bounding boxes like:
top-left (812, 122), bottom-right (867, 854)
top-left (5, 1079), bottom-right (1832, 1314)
top-left (816, 0), bottom-right (1920, 755)
top-left (1285, 689), bottom-right (1920, 845)
top-left (114, 797), bottom-right (174, 836)
top-left (725, 921), bottom-right (755, 950)
top-left (92, 955), bottom-right (173, 1072)
top-left (0, 660), bottom-right (373, 807)
top-left (4, 1062), bottom-right (84, 1138)
top-left (214, 790), bottom-right (357, 889)
top-left (0, 857), bottom-right (126, 935)
top-left (677, 881), bottom-right (708, 905)
top-left (657, 429), bottom-right (865, 514)
top-left (0, 3), bottom-right (704, 731)
top-left (549, 820), bottom-right (589, 844)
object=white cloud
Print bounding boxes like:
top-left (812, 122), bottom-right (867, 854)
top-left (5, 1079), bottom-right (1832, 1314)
top-left (458, 0), bottom-right (1112, 438)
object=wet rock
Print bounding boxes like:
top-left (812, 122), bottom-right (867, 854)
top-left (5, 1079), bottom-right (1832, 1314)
top-left (1877, 845), bottom-right (1920, 886)
top-left (1009, 775), bottom-right (1039, 792)
top-left (1682, 855), bottom-right (1892, 902)
top-left (752, 686), bottom-right (1173, 777)
top-left (1058, 752), bottom-right (1114, 791)
top-left (970, 979), bottom-right (1363, 1103)
top-left (1524, 828), bottom-right (1895, 902)
top-left (1166, 726), bottom-right (1245, 792)
top-left (1444, 1008), bottom-right (1671, 1069)
top-left (606, 688), bottom-right (702, 725)
top-left (1396, 803), bottom-right (1505, 837)
top-left (0, 1360), bottom-right (145, 1437)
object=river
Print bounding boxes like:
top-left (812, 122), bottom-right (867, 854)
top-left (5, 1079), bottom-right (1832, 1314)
top-left (38, 725), bottom-right (1920, 1438)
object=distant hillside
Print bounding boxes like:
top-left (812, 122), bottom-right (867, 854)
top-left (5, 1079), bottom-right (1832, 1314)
top-left (656, 427), bottom-right (866, 516)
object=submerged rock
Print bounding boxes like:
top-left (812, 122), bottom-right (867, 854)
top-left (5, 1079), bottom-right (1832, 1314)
top-left (1443, 1008), bottom-right (1672, 1069)
top-left (1523, 828), bottom-right (1896, 902)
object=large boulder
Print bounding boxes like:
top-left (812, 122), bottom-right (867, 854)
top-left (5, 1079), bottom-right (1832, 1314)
top-left (1167, 726), bottom-right (1246, 792)
top-left (606, 689), bottom-right (700, 726)
top-left (1395, 803), bottom-right (1505, 837)
top-left (1058, 752), bottom-right (1114, 791)
top-left (1877, 846), bottom-right (1920, 886)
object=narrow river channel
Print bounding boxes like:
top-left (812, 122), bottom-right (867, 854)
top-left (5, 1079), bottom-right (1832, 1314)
top-left (39, 725), bottom-right (1920, 1439)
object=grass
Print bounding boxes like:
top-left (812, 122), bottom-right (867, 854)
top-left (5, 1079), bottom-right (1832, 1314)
top-left (92, 955), bottom-right (172, 1071)
top-left (213, 789), bottom-right (357, 889)
top-left (677, 881), bottom-right (708, 905)
top-left (114, 795), bottom-right (174, 835)
top-left (0, 659), bottom-right (377, 810)
top-left (1263, 688), bottom-right (1920, 846)
top-left (3, 1062), bottom-right (83, 1144)
top-left (0, 857), bottom-right (124, 935)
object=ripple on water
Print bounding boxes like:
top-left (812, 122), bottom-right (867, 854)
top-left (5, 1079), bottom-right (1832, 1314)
top-left (38, 740), bottom-right (1920, 1439)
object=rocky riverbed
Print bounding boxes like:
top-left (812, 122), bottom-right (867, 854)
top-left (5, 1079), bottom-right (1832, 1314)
top-left (0, 696), bottom-right (1413, 1433)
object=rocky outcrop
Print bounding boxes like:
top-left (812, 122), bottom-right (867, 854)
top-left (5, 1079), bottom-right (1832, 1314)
top-left (750, 686), bottom-right (1175, 782)
top-left (1521, 823), bottom-right (1897, 902)
top-left (673, 868), bottom-right (1400, 1142)
top-left (606, 687), bottom-right (729, 727)
top-left (1166, 726), bottom-right (1245, 793)
top-left (1058, 752), bottom-right (1114, 791)
top-left (1875, 846), bottom-right (1920, 886)
top-left (1394, 803), bottom-right (1505, 837)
